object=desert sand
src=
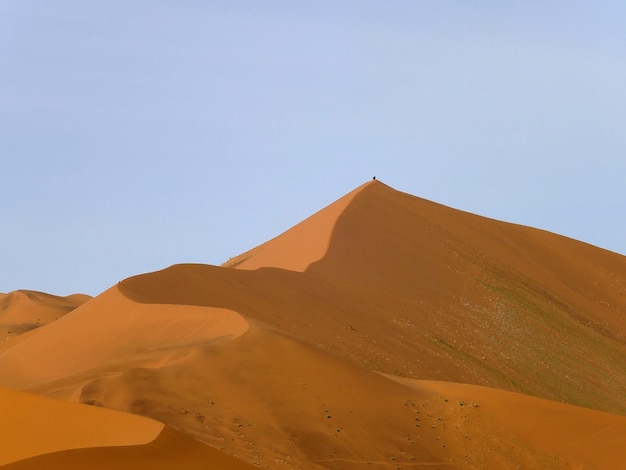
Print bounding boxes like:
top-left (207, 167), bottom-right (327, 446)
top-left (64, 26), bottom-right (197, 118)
top-left (0, 290), bottom-right (90, 351)
top-left (1, 180), bottom-right (625, 468)
top-left (0, 387), bottom-right (254, 469)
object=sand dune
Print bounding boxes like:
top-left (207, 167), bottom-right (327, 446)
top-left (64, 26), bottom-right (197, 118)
top-left (223, 181), bottom-right (368, 272)
top-left (1, 180), bottom-right (625, 468)
top-left (34, 322), bottom-right (626, 469)
top-left (0, 387), bottom-right (254, 470)
top-left (0, 386), bottom-right (162, 466)
top-left (0, 426), bottom-right (256, 470)
top-left (0, 286), bottom-right (248, 391)
top-left (115, 182), bottom-right (626, 415)
top-left (0, 290), bottom-right (89, 348)
top-left (398, 378), bottom-right (626, 469)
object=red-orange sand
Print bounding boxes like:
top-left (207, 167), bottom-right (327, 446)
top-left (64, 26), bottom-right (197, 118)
top-left (0, 386), bottom-right (162, 466)
top-left (0, 290), bottom-right (90, 351)
top-left (0, 387), bottom-right (253, 469)
top-left (1, 180), bottom-right (625, 469)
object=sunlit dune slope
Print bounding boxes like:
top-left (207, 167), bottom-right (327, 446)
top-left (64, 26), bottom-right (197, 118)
top-left (0, 387), bottom-right (254, 470)
top-left (223, 181), bottom-right (368, 272)
top-left (0, 286), bottom-right (248, 391)
top-left (0, 387), bottom-right (162, 466)
top-left (0, 426), bottom-right (255, 470)
top-left (119, 181), bottom-right (626, 414)
top-left (0, 290), bottom-right (90, 347)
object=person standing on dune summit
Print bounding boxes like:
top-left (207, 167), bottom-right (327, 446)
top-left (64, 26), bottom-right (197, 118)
top-left (373, 176), bottom-right (376, 180)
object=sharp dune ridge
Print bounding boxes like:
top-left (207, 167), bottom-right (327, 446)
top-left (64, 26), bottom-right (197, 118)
top-left (1, 180), bottom-right (625, 469)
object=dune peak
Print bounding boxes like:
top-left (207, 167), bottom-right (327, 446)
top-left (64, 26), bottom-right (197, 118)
top-left (2, 179), bottom-right (626, 469)
top-left (222, 180), bottom-right (377, 272)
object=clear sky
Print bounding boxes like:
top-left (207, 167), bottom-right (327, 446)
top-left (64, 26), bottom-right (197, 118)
top-left (2, 1), bottom-right (625, 296)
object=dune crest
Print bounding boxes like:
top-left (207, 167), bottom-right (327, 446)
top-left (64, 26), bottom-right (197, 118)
top-left (0, 387), bottom-right (162, 466)
top-left (222, 181), bottom-right (374, 272)
top-left (0, 286), bottom-right (248, 391)
top-left (119, 182), bottom-right (626, 415)
top-left (0, 387), bottom-right (255, 470)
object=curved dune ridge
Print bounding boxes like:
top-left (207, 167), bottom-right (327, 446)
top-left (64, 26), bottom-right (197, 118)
top-left (1, 180), bottom-right (625, 468)
top-left (222, 181), bottom-right (372, 272)
top-left (0, 387), bottom-right (162, 466)
top-left (0, 388), bottom-right (255, 470)
top-left (0, 426), bottom-right (256, 470)
top-left (0, 285), bottom-right (248, 391)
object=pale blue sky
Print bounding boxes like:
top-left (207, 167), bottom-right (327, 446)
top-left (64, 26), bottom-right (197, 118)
top-left (2, 1), bottom-right (625, 295)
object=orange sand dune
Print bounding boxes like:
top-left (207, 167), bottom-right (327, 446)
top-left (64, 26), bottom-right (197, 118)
top-left (74, 324), bottom-right (450, 469)
top-left (399, 378), bottom-right (626, 469)
top-left (0, 386), bottom-right (162, 466)
top-left (0, 387), bottom-right (254, 470)
top-left (0, 290), bottom-right (90, 346)
top-left (223, 181), bottom-right (369, 272)
top-left (0, 426), bottom-right (255, 470)
top-left (0, 286), bottom-right (248, 391)
top-left (2, 180), bottom-right (625, 468)
top-left (39, 321), bottom-right (626, 469)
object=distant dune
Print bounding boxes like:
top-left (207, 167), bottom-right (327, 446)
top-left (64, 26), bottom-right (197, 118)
top-left (0, 290), bottom-right (90, 350)
top-left (1, 180), bottom-right (625, 468)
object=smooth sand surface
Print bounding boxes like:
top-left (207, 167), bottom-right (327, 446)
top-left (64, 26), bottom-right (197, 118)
top-left (0, 427), bottom-right (256, 470)
top-left (1, 180), bottom-right (625, 469)
top-left (0, 290), bottom-right (89, 348)
top-left (0, 286), bottom-right (248, 391)
top-left (0, 387), bottom-right (162, 466)
top-left (0, 387), bottom-right (254, 470)
top-left (222, 181), bottom-right (371, 272)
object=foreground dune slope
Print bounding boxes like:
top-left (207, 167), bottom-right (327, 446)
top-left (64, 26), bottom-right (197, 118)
top-left (398, 379), bottom-right (626, 470)
top-left (39, 322), bottom-right (626, 469)
top-left (0, 427), bottom-right (255, 470)
top-left (0, 387), bottom-right (254, 470)
top-left (0, 386), bottom-right (162, 466)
